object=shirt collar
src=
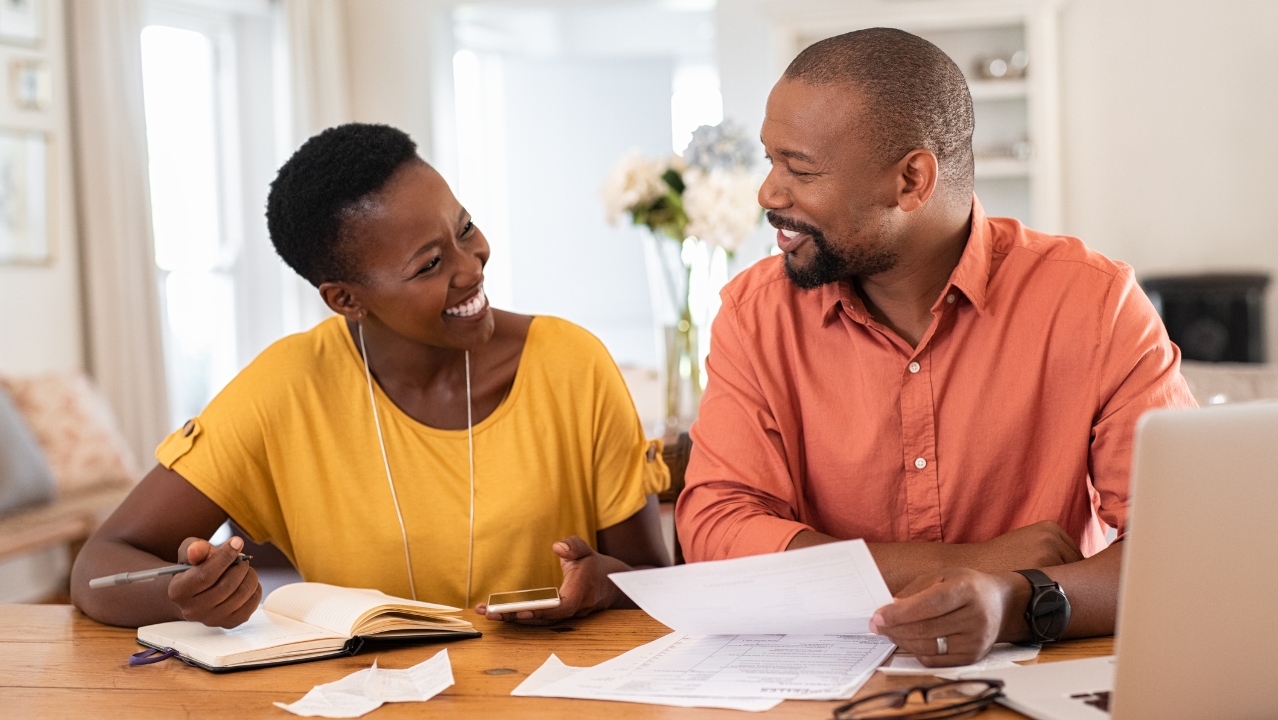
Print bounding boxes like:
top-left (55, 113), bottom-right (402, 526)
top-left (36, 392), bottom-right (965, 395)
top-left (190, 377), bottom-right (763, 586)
top-left (942, 195), bottom-right (992, 314)
top-left (819, 195), bottom-right (993, 328)
top-left (820, 280), bottom-right (860, 327)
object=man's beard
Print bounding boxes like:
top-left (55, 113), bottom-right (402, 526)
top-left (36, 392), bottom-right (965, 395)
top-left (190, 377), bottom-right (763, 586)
top-left (768, 211), bottom-right (899, 289)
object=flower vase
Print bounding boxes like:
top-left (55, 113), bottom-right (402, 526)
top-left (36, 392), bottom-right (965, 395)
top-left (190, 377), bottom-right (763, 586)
top-left (663, 316), bottom-right (702, 434)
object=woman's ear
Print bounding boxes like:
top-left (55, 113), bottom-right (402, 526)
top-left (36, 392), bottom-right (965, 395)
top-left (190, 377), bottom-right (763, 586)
top-left (318, 282), bottom-right (366, 320)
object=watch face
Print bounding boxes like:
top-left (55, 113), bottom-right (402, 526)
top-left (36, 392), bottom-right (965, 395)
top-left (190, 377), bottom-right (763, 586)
top-left (1029, 588), bottom-right (1071, 641)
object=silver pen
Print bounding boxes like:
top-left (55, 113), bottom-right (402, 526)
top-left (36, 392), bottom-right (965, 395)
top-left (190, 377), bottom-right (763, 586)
top-left (88, 555), bottom-right (252, 589)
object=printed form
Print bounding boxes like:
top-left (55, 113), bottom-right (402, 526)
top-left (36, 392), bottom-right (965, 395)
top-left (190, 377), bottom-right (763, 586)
top-left (514, 540), bottom-right (898, 709)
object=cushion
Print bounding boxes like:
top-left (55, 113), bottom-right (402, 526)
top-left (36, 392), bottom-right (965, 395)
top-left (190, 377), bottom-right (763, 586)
top-left (0, 385), bottom-right (56, 518)
top-left (0, 374), bottom-right (138, 496)
top-left (1179, 361), bottom-right (1278, 405)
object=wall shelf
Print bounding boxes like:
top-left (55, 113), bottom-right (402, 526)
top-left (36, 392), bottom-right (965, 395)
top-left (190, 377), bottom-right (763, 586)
top-left (975, 157), bottom-right (1032, 179)
top-left (969, 79), bottom-right (1028, 101)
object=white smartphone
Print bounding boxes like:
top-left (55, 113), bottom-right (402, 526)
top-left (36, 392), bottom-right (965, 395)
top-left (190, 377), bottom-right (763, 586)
top-left (486, 587), bottom-right (561, 614)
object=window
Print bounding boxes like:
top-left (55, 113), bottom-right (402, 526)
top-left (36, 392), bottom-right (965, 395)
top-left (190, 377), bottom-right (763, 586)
top-left (671, 64), bottom-right (723, 155)
top-left (139, 0), bottom-right (281, 429)
top-left (140, 24), bottom-right (238, 428)
top-left (452, 48), bottom-right (512, 310)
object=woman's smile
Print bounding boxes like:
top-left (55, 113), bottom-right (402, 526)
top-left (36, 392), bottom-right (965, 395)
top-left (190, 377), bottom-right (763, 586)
top-left (443, 286), bottom-right (489, 320)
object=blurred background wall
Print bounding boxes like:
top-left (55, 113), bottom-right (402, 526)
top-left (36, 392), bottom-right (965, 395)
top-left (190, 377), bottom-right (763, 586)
top-left (9, 0), bottom-right (1276, 380)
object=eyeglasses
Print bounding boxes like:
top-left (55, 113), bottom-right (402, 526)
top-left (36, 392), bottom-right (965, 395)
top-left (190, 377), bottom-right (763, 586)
top-left (832, 679), bottom-right (1005, 720)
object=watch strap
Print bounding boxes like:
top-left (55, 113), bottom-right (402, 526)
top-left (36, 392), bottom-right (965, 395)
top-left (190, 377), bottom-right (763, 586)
top-left (1015, 568), bottom-right (1057, 591)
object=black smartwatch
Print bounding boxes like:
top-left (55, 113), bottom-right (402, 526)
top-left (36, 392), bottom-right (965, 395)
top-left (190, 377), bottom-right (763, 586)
top-left (1014, 569), bottom-right (1071, 642)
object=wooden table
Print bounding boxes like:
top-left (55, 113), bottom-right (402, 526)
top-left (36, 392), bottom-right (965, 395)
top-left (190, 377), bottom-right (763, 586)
top-left (3, 605), bottom-right (1112, 718)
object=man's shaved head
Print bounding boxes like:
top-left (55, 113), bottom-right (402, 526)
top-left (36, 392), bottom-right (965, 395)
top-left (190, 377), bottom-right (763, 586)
top-left (784, 28), bottom-right (974, 196)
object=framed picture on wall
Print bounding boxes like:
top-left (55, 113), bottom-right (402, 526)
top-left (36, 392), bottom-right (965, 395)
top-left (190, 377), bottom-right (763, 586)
top-left (0, 0), bottom-right (40, 46)
top-left (0, 129), bottom-right (49, 264)
top-left (9, 58), bottom-right (49, 110)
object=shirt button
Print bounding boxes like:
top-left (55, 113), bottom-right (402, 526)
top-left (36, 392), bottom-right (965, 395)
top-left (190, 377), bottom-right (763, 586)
top-left (908, 362), bottom-right (920, 374)
top-left (914, 457), bottom-right (927, 469)
top-left (946, 294), bottom-right (956, 304)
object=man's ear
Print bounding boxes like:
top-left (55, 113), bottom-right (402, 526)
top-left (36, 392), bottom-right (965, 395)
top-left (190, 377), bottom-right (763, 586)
top-left (895, 149), bottom-right (939, 213)
top-left (318, 281), bottom-right (366, 320)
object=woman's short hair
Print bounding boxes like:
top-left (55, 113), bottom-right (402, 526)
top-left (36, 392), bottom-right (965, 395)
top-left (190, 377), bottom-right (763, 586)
top-left (266, 123), bottom-right (422, 286)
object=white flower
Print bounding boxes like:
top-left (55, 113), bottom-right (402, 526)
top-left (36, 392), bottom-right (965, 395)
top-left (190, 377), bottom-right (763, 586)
top-left (684, 120), bottom-right (759, 172)
top-left (682, 168), bottom-right (762, 253)
top-left (666, 153), bottom-right (688, 174)
top-left (600, 151), bottom-right (668, 225)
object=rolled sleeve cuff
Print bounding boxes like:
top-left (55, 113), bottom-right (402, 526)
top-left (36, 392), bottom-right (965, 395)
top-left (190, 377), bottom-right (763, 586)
top-left (711, 515), bottom-right (813, 561)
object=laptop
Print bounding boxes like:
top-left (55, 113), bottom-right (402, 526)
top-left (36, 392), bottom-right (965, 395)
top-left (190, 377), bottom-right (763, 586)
top-left (968, 401), bottom-right (1278, 719)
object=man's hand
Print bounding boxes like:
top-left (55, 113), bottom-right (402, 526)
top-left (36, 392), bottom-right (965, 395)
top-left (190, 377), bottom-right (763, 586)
top-left (869, 568), bottom-right (1028, 667)
top-left (953, 520), bottom-right (1083, 573)
top-left (167, 536), bottom-right (261, 629)
top-left (475, 536), bottom-right (624, 626)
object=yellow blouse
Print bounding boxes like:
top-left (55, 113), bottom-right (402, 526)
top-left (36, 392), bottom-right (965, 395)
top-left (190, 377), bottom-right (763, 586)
top-left (156, 315), bottom-right (667, 608)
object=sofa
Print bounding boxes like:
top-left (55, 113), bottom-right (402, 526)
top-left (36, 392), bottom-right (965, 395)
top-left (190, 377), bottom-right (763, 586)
top-left (0, 374), bottom-right (138, 602)
top-left (1178, 361), bottom-right (1278, 405)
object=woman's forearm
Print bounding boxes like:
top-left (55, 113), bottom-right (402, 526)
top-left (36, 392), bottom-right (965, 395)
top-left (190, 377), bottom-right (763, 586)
top-left (70, 536), bottom-right (185, 628)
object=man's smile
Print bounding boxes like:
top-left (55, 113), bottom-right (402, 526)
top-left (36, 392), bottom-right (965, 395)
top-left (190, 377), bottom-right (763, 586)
top-left (776, 228), bottom-right (811, 253)
top-left (768, 212), bottom-right (822, 254)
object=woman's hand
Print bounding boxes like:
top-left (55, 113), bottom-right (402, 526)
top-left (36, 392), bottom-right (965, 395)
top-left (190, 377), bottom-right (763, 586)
top-left (167, 536), bottom-right (262, 629)
top-left (475, 536), bottom-right (628, 626)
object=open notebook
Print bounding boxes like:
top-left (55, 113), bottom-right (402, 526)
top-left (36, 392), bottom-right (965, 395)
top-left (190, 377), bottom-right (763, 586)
top-left (137, 582), bottom-right (481, 672)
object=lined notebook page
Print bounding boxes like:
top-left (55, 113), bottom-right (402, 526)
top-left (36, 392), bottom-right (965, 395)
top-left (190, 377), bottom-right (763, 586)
top-left (138, 609), bottom-right (344, 667)
top-left (263, 583), bottom-right (461, 636)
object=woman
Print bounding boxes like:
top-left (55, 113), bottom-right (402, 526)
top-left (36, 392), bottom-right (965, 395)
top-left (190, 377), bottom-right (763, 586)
top-left (70, 124), bottom-right (670, 628)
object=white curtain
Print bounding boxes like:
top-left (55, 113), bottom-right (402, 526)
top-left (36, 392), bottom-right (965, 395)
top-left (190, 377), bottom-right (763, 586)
top-left (279, 0), bottom-right (352, 333)
top-left (285, 0), bottom-right (352, 140)
top-left (66, 0), bottom-right (170, 467)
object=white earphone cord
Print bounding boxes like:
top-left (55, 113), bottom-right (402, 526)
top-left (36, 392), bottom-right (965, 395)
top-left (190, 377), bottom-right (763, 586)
top-left (464, 351), bottom-right (475, 609)
top-left (358, 323), bottom-right (475, 606)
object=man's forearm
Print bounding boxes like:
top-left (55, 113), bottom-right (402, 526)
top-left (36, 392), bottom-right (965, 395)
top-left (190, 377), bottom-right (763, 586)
top-left (787, 529), bottom-right (1029, 596)
top-left (787, 521), bottom-right (1087, 596)
top-left (787, 529), bottom-right (964, 594)
top-left (996, 540), bottom-right (1123, 642)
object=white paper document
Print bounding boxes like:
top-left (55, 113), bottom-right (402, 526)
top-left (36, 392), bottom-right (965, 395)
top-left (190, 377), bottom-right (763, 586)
top-left (878, 643), bottom-right (1042, 680)
top-left (515, 540), bottom-right (898, 710)
top-left (520, 631), bottom-right (895, 704)
top-left (513, 652), bottom-right (782, 712)
top-left (275, 649), bottom-right (454, 717)
top-left (607, 539), bottom-right (894, 635)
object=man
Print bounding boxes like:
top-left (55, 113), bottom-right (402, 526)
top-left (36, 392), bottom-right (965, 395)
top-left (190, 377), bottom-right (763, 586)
top-left (675, 28), bottom-right (1196, 667)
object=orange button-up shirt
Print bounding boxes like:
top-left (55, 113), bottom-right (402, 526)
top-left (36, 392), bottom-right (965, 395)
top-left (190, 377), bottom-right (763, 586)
top-left (677, 200), bottom-right (1197, 562)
